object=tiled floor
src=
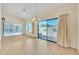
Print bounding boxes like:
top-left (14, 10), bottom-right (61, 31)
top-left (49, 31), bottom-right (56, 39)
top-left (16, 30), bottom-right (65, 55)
top-left (0, 35), bottom-right (78, 55)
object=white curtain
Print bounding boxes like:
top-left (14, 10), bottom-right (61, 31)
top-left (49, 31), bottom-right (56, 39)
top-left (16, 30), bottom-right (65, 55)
top-left (57, 14), bottom-right (70, 48)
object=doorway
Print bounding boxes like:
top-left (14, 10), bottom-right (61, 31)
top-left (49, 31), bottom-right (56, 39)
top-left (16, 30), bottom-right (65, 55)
top-left (38, 18), bottom-right (59, 42)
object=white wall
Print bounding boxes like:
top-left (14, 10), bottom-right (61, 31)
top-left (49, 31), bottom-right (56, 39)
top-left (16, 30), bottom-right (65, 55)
top-left (0, 3), bottom-right (1, 47)
top-left (0, 4), bottom-right (1, 36)
top-left (34, 21), bottom-right (38, 38)
top-left (77, 4), bottom-right (79, 52)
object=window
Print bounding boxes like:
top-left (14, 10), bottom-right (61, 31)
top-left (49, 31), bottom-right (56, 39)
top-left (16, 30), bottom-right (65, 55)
top-left (26, 23), bottom-right (32, 33)
top-left (28, 23), bottom-right (32, 32)
top-left (4, 23), bottom-right (22, 36)
top-left (4, 23), bottom-right (14, 35)
top-left (14, 24), bottom-right (22, 33)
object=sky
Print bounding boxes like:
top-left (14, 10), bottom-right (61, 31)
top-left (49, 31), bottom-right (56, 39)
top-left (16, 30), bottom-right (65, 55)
top-left (47, 19), bottom-right (58, 26)
top-left (39, 19), bottom-right (58, 26)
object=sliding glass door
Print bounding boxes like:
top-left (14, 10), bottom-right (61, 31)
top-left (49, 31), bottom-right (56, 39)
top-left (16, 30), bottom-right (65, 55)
top-left (38, 18), bottom-right (58, 42)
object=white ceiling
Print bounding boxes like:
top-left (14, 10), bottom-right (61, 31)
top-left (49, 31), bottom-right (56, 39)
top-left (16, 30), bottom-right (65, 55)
top-left (1, 3), bottom-right (75, 20)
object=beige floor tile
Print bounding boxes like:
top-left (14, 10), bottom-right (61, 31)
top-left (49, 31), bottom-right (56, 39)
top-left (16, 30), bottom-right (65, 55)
top-left (0, 35), bottom-right (78, 55)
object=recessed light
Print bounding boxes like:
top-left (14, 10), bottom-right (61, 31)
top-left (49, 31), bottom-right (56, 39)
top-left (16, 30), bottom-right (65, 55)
top-left (23, 11), bottom-right (26, 14)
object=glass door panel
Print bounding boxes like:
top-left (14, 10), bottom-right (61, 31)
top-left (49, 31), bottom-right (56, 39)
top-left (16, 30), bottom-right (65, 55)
top-left (47, 19), bottom-right (58, 42)
top-left (38, 20), bottom-right (47, 40)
